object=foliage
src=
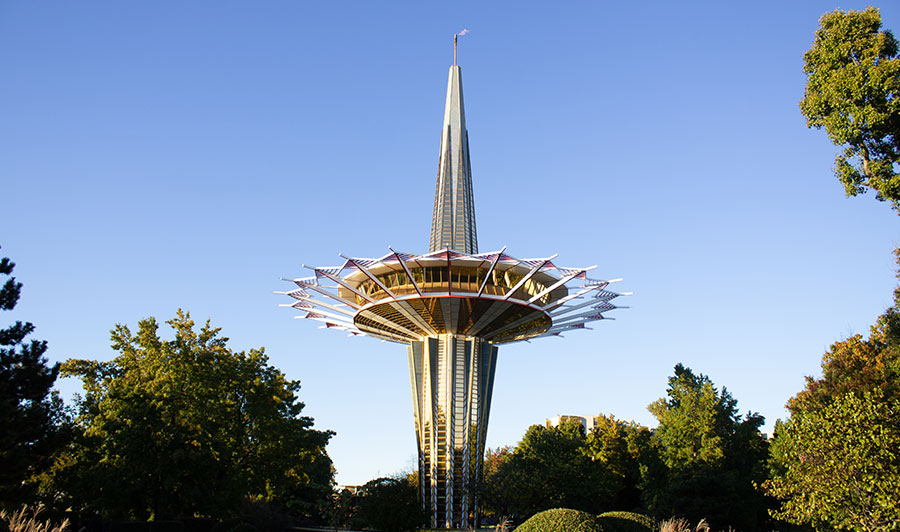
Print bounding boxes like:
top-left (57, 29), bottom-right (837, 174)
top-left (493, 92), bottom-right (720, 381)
top-left (787, 304), bottom-right (900, 416)
top-left (645, 364), bottom-right (768, 531)
top-left (480, 421), bottom-right (620, 519)
top-left (0, 248), bottom-right (69, 510)
top-left (584, 415), bottom-right (655, 511)
top-left (46, 311), bottom-right (333, 520)
top-left (767, 252), bottom-right (900, 531)
top-left (0, 506), bottom-right (69, 532)
top-left (328, 487), bottom-right (363, 531)
top-left (596, 511), bottom-right (655, 532)
top-left (230, 499), bottom-right (292, 532)
top-left (513, 508), bottom-right (602, 532)
top-left (355, 476), bottom-right (423, 532)
top-left (800, 7), bottom-right (900, 210)
top-left (480, 446), bottom-right (515, 518)
top-left (767, 390), bottom-right (900, 531)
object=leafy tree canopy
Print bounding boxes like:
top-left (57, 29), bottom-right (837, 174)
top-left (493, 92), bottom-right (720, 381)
top-left (583, 415), bottom-right (654, 511)
top-left (800, 7), bottom-right (900, 210)
top-left (498, 422), bottom-right (610, 517)
top-left (355, 476), bottom-right (423, 532)
top-left (481, 418), bottom-right (652, 521)
top-left (0, 246), bottom-right (68, 510)
top-left (768, 390), bottom-right (900, 531)
top-left (768, 254), bottom-right (900, 531)
top-left (646, 364), bottom-right (768, 531)
top-left (47, 311), bottom-right (334, 520)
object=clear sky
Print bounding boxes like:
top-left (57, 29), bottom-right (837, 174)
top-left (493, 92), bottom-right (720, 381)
top-left (2, 1), bottom-right (899, 486)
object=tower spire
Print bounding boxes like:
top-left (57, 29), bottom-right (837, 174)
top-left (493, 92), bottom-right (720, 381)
top-left (429, 59), bottom-right (478, 253)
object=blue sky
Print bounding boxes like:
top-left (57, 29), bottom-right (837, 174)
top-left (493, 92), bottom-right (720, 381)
top-left (2, 1), bottom-right (899, 485)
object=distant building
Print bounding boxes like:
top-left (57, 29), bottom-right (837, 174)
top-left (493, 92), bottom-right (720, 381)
top-left (546, 415), bottom-right (602, 432)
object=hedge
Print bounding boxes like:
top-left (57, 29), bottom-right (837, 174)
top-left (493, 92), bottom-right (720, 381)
top-left (514, 509), bottom-right (603, 532)
top-left (596, 511), bottom-right (655, 532)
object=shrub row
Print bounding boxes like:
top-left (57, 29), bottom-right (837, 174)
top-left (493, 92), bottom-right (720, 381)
top-left (514, 508), bottom-right (655, 532)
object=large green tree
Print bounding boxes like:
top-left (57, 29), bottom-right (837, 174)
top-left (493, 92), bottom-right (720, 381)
top-left (47, 311), bottom-right (334, 520)
top-left (767, 271), bottom-right (900, 531)
top-left (645, 364), bottom-right (768, 531)
top-left (356, 476), bottom-right (423, 532)
top-left (801, 7), bottom-right (900, 210)
top-left (480, 419), bottom-right (644, 520)
top-left (0, 247), bottom-right (68, 510)
top-left (582, 414), bottom-right (655, 512)
top-left (491, 421), bottom-right (612, 518)
top-left (768, 390), bottom-right (900, 531)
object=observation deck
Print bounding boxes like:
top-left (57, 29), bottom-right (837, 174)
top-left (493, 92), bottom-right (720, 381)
top-left (280, 248), bottom-right (625, 345)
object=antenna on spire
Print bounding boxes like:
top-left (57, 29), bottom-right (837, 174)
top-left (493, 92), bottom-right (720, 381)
top-left (454, 29), bottom-right (468, 66)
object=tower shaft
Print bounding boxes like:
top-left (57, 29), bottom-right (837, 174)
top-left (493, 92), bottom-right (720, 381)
top-left (408, 335), bottom-right (498, 528)
top-left (429, 66), bottom-right (478, 254)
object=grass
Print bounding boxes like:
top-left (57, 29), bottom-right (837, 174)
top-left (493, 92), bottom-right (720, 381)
top-left (657, 518), bottom-right (710, 532)
top-left (0, 507), bottom-right (70, 532)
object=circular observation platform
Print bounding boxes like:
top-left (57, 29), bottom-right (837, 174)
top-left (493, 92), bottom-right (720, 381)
top-left (280, 249), bottom-right (625, 345)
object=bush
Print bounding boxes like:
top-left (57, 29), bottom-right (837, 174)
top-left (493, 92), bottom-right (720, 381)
top-left (596, 512), bottom-right (655, 532)
top-left (514, 509), bottom-right (602, 532)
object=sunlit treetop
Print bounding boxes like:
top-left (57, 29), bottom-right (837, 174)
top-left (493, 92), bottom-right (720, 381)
top-left (801, 6), bottom-right (900, 210)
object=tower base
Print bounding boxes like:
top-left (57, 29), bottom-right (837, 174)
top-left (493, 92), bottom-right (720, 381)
top-left (408, 335), bottom-right (498, 529)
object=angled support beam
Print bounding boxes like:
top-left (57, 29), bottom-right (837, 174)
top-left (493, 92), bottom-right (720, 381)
top-left (389, 246), bottom-right (424, 297)
top-left (466, 300), bottom-right (511, 337)
top-left (552, 309), bottom-right (607, 327)
top-left (476, 245), bottom-right (506, 297)
top-left (543, 322), bottom-right (596, 335)
top-left (305, 265), bottom-right (377, 305)
top-left (275, 288), bottom-right (310, 300)
top-left (358, 310), bottom-right (423, 340)
top-left (541, 284), bottom-right (603, 312)
top-left (341, 253), bottom-right (398, 299)
top-left (294, 307), bottom-right (356, 326)
top-left (390, 301), bottom-right (438, 336)
top-left (501, 254), bottom-right (558, 301)
top-left (527, 265), bottom-right (596, 304)
top-left (284, 295), bottom-right (356, 317)
top-left (301, 315), bottom-right (363, 334)
top-left (483, 311), bottom-right (545, 340)
top-left (550, 294), bottom-right (620, 318)
top-left (302, 282), bottom-right (362, 310)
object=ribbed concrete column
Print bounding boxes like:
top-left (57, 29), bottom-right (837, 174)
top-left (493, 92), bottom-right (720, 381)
top-left (408, 335), bottom-right (498, 528)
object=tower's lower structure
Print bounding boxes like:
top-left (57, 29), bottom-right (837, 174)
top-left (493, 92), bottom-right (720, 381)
top-left (408, 335), bottom-right (498, 529)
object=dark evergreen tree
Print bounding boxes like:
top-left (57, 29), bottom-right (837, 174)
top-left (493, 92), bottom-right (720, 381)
top-left (0, 246), bottom-right (68, 509)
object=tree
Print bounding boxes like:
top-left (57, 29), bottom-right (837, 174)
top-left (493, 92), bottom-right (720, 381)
top-left (800, 7), bottom-right (900, 210)
top-left (767, 264), bottom-right (900, 530)
top-left (356, 476), bottom-right (423, 532)
top-left (480, 421), bottom-right (620, 520)
top-left (767, 390), bottom-right (900, 531)
top-left (582, 415), bottom-right (654, 511)
top-left (480, 446), bottom-right (515, 519)
top-left (47, 311), bottom-right (334, 520)
top-left (0, 247), bottom-right (68, 509)
top-left (646, 364), bottom-right (768, 531)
